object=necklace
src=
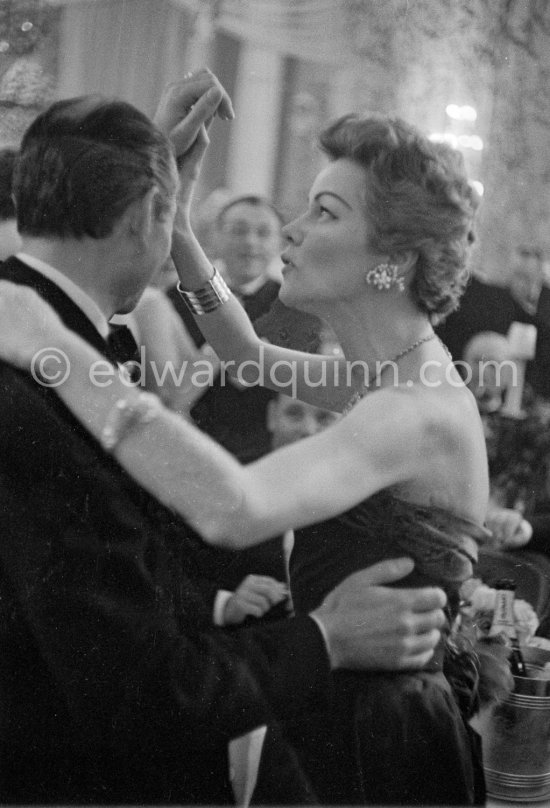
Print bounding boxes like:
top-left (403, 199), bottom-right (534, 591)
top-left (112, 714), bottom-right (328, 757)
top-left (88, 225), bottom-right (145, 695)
top-left (342, 331), bottom-right (438, 415)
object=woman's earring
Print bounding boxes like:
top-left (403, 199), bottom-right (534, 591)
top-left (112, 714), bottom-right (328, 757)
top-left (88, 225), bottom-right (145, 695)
top-left (365, 263), bottom-right (405, 292)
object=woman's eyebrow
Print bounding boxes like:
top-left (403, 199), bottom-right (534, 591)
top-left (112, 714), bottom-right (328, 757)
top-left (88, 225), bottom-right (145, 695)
top-left (312, 191), bottom-right (352, 209)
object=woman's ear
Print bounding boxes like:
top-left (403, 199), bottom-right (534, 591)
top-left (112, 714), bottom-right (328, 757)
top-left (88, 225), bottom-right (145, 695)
top-left (390, 250), bottom-right (418, 275)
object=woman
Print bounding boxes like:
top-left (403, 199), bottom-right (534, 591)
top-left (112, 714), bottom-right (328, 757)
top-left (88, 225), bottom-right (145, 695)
top-left (0, 113), bottom-right (487, 804)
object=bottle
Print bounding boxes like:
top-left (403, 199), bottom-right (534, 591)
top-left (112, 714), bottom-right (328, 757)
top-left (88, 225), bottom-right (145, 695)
top-left (488, 578), bottom-right (528, 677)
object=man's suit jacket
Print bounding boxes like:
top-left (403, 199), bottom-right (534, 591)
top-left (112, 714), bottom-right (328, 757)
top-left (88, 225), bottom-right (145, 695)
top-left (436, 276), bottom-right (550, 399)
top-left (0, 258), bottom-right (328, 804)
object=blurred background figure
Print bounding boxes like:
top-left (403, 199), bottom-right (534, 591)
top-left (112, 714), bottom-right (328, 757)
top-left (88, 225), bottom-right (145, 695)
top-left (214, 194), bottom-right (286, 287)
top-left (267, 392), bottom-right (341, 449)
top-left (461, 326), bottom-right (550, 627)
top-left (267, 391), bottom-right (342, 592)
top-left (509, 245), bottom-right (546, 317)
top-left (437, 244), bottom-right (550, 400)
top-left (0, 148), bottom-right (22, 261)
top-left (462, 325), bottom-right (550, 521)
top-left (193, 390), bottom-right (342, 627)
top-left (463, 331), bottom-right (514, 414)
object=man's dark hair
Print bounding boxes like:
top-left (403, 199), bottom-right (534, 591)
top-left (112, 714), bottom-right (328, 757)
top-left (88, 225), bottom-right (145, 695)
top-left (0, 147), bottom-right (17, 221)
top-left (13, 95), bottom-right (177, 239)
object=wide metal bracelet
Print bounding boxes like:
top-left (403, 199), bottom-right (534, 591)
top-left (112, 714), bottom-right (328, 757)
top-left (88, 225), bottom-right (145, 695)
top-left (176, 266), bottom-right (232, 315)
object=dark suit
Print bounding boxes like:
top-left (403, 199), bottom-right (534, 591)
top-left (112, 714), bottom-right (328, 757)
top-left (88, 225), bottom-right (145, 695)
top-left (0, 258), bottom-right (328, 804)
top-left (436, 276), bottom-right (550, 399)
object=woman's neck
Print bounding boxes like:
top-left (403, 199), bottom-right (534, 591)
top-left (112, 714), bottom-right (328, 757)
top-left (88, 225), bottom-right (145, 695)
top-left (321, 297), bottom-right (433, 371)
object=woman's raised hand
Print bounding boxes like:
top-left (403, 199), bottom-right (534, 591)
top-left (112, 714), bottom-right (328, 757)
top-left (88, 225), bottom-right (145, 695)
top-left (154, 68), bottom-right (234, 222)
top-left (0, 281), bottom-right (67, 370)
top-left (154, 68), bottom-right (234, 157)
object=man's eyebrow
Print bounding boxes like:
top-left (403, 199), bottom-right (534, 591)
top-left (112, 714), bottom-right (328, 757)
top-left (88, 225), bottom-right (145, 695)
top-left (312, 191), bottom-right (352, 209)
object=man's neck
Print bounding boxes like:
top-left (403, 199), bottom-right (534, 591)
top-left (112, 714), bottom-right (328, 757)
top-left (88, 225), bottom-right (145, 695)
top-left (19, 236), bottom-right (116, 319)
top-left (16, 251), bottom-right (112, 339)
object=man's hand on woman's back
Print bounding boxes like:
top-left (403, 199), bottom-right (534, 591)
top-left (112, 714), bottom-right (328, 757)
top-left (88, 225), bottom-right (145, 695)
top-left (312, 557), bottom-right (447, 671)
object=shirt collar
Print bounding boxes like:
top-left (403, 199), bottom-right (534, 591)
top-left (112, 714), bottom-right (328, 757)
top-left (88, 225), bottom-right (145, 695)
top-left (16, 252), bottom-right (111, 339)
top-left (216, 260), bottom-right (268, 298)
top-left (233, 274), bottom-right (267, 297)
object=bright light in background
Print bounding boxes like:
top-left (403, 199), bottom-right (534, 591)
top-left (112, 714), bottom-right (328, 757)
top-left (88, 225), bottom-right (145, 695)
top-left (429, 132), bottom-right (458, 148)
top-left (446, 104), bottom-right (477, 122)
top-left (457, 134), bottom-right (483, 151)
top-left (429, 133), bottom-right (483, 151)
top-left (470, 180), bottom-right (484, 197)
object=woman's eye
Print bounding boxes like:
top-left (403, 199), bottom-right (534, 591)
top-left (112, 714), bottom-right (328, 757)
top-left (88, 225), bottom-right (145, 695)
top-left (318, 206), bottom-right (335, 221)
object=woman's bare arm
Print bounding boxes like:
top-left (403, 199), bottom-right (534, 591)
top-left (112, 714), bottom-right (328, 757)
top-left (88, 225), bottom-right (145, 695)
top-left (0, 281), bottom-right (425, 548)
top-left (171, 227), bottom-right (354, 411)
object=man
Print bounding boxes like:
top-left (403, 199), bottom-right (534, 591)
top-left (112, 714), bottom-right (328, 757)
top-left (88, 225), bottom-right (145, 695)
top-left (0, 73), bottom-right (446, 804)
top-left (267, 392), bottom-right (341, 449)
top-left (436, 246), bottom-right (550, 399)
top-left (194, 394), bottom-right (342, 627)
top-left (168, 195), bottom-right (323, 461)
top-left (462, 331), bottom-right (515, 414)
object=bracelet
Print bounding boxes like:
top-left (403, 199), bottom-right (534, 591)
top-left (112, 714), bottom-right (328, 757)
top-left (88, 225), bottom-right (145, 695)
top-left (176, 266), bottom-right (232, 315)
top-left (101, 391), bottom-right (163, 451)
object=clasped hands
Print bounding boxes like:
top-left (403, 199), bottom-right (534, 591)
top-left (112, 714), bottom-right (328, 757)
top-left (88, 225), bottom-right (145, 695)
top-left (153, 67), bottom-right (234, 205)
top-left (154, 67), bottom-right (234, 152)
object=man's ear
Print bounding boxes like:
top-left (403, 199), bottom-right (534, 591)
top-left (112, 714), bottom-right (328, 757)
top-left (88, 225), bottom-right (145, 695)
top-left (123, 187), bottom-right (159, 245)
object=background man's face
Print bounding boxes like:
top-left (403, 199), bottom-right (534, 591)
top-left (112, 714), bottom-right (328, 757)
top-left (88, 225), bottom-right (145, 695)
top-left (267, 395), bottom-right (340, 449)
top-left (217, 202), bottom-right (282, 288)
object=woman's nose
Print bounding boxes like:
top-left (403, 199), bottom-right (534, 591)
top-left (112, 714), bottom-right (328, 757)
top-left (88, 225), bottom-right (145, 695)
top-left (282, 216), bottom-right (304, 245)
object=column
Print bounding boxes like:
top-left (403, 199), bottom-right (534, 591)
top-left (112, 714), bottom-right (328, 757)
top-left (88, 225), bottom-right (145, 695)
top-left (225, 43), bottom-right (284, 197)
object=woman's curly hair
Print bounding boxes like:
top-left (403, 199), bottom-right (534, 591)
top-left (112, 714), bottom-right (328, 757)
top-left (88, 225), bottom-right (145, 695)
top-left (319, 114), bottom-right (480, 321)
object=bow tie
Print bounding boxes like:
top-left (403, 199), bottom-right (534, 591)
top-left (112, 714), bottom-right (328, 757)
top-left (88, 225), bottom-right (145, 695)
top-left (106, 324), bottom-right (139, 365)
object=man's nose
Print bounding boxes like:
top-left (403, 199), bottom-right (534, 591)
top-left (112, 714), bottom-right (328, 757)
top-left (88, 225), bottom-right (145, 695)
top-left (242, 229), bottom-right (266, 249)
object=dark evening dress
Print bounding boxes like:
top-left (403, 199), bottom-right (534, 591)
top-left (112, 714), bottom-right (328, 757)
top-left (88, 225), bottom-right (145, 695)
top-left (285, 490), bottom-right (489, 806)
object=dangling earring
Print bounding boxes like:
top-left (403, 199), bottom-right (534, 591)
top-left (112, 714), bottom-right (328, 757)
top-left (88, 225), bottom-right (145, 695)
top-left (365, 263), bottom-right (405, 292)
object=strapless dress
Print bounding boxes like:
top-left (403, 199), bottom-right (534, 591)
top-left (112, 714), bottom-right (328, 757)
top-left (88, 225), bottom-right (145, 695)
top-left (284, 490), bottom-right (488, 805)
